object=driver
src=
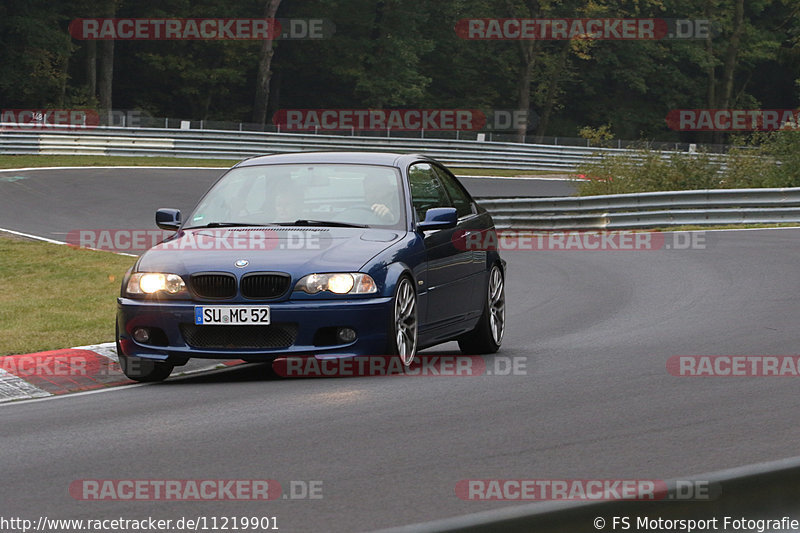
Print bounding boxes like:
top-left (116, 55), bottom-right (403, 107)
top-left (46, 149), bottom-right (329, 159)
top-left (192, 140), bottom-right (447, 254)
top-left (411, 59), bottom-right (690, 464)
top-left (364, 176), bottom-right (399, 224)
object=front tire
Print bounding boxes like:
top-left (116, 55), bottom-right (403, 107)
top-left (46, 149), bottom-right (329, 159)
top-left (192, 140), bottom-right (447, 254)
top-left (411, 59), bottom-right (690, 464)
top-left (458, 264), bottom-right (505, 355)
top-left (388, 276), bottom-right (418, 366)
top-left (118, 354), bottom-right (174, 382)
top-left (116, 320), bottom-right (174, 382)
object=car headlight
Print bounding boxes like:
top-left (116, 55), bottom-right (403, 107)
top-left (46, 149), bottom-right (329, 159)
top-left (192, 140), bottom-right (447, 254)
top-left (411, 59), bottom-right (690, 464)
top-left (126, 273), bottom-right (187, 295)
top-left (294, 273), bottom-right (377, 295)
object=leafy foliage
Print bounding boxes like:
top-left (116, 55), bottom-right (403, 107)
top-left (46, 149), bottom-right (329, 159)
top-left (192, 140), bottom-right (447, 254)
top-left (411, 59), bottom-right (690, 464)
top-left (577, 130), bottom-right (800, 195)
top-left (0, 0), bottom-right (797, 141)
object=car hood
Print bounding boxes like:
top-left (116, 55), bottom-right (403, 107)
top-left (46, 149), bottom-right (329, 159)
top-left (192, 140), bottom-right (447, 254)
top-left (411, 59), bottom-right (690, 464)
top-left (136, 226), bottom-right (402, 276)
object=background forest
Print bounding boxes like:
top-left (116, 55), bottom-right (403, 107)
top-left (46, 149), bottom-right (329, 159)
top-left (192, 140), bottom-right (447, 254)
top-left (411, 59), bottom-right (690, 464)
top-left (0, 0), bottom-right (798, 145)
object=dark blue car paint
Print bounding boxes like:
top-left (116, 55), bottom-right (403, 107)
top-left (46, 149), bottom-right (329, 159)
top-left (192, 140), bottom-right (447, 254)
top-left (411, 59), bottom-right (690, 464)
top-left (117, 152), bottom-right (503, 366)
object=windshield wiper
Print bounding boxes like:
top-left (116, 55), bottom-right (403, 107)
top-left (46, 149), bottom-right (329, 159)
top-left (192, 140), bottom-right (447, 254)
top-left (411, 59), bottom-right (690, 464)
top-left (185, 222), bottom-right (269, 229)
top-left (277, 219), bottom-right (369, 228)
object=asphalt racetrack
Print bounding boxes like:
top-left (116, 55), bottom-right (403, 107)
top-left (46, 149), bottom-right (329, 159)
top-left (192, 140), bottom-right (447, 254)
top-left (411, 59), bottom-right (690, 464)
top-left (0, 167), bottom-right (576, 242)
top-left (1, 168), bottom-right (799, 532)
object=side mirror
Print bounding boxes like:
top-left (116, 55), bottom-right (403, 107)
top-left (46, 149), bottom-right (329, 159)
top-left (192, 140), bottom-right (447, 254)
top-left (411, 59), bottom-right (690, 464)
top-left (156, 208), bottom-right (181, 230)
top-left (418, 207), bottom-right (457, 231)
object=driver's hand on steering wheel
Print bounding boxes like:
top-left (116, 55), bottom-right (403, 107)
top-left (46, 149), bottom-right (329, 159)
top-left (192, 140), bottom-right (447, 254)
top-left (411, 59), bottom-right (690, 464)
top-left (371, 203), bottom-right (393, 221)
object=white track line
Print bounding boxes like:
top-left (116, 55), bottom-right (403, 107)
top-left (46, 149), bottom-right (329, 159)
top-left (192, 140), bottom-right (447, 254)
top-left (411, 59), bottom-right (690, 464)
top-left (0, 227), bottom-right (138, 257)
top-left (0, 381), bottom-right (151, 406)
top-left (0, 362), bottom-right (252, 406)
top-left (0, 227), bottom-right (69, 245)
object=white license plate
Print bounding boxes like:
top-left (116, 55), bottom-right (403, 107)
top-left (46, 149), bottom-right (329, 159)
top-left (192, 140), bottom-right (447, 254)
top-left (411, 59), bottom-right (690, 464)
top-left (194, 306), bottom-right (270, 325)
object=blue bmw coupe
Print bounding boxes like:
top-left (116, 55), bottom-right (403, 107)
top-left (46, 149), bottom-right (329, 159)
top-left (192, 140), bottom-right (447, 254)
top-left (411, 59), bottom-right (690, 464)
top-left (116, 152), bottom-right (505, 381)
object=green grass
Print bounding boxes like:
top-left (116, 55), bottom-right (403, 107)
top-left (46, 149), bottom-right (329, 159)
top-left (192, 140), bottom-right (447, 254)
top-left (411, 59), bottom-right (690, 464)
top-left (0, 155), bottom-right (241, 169)
top-left (0, 235), bottom-right (136, 355)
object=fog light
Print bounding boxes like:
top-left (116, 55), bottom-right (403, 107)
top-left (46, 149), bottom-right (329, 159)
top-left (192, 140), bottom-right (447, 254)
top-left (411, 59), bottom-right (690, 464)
top-left (132, 328), bottom-right (151, 343)
top-left (337, 327), bottom-right (357, 343)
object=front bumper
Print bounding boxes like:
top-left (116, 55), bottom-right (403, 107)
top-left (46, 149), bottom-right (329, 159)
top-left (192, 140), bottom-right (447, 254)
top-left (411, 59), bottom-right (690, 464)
top-left (117, 296), bottom-right (393, 364)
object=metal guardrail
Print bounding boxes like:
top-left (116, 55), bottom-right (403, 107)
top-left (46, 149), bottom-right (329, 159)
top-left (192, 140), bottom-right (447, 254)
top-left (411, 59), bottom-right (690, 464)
top-left (478, 188), bottom-right (800, 229)
top-left (2, 126), bottom-right (781, 229)
top-left (375, 455), bottom-right (800, 533)
top-left (0, 125), bottom-right (725, 172)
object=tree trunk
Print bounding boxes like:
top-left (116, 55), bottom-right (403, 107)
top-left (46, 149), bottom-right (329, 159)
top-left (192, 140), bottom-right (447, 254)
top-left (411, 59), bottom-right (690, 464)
top-left (704, 0), bottom-right (715, 109)
top-left (535, 40), bottom-right (570, 142)
top-left (515, 40), bottom-right (536, 143)
top-left (703, 0), bottom-right (716, 144)
top-left (252, 0), bottom-right (282, 126)
top-left (86, 40), bottom-right (97, 101)
top-left (98, 0), bottom-right (117, 122)
top-left (58, 49), bottom-right (69, 106)
top-left (713, 0), bottom-right (745, 144)
top-left (511, 0), bottom-right (540, 143)
top-left (268, 69), bottom-right (282, 121)
top-left (98, 39), bottom-right (114, 119)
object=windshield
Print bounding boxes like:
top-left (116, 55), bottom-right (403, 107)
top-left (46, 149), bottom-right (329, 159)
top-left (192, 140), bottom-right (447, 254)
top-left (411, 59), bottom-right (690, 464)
top-left (186, 163), bottom-right (405, 229)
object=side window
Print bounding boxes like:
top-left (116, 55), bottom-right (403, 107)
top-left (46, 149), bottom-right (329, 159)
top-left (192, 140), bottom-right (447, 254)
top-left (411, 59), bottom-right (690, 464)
top-left (433, 165), bottom-right (475, 218)
top-left (408, 163), bottom-right (451, 221)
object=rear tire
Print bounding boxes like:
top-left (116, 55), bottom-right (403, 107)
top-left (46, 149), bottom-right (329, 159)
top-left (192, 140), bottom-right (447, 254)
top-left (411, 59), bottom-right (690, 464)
top-left (116, 320), bottom-right (174, 382)
top-left (458, 264), bottom-right (505, 355)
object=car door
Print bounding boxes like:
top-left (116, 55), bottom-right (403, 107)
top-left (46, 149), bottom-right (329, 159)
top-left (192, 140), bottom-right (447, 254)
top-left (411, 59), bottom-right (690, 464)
top-left (408, 162), bottom-right (475, 331)
top-left (431, 163), bottom-right (488, 313)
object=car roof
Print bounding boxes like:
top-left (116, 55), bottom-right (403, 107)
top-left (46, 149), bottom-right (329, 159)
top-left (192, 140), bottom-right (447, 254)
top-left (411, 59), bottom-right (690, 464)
top-left (235, 151), bottom-right (434, 168)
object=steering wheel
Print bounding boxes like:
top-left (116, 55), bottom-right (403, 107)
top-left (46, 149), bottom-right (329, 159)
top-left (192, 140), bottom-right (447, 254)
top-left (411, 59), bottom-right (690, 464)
top-left (333, 206), bottom-right (384, 224)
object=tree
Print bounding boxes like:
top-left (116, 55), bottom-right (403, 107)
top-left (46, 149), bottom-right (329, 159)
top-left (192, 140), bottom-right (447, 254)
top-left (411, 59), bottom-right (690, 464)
top-left (98, 0), bottom-right (120, 119)
top-left (252, 0), bottom-right (281, 126)
top-left (0, 0), bottom-right (74, 107)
